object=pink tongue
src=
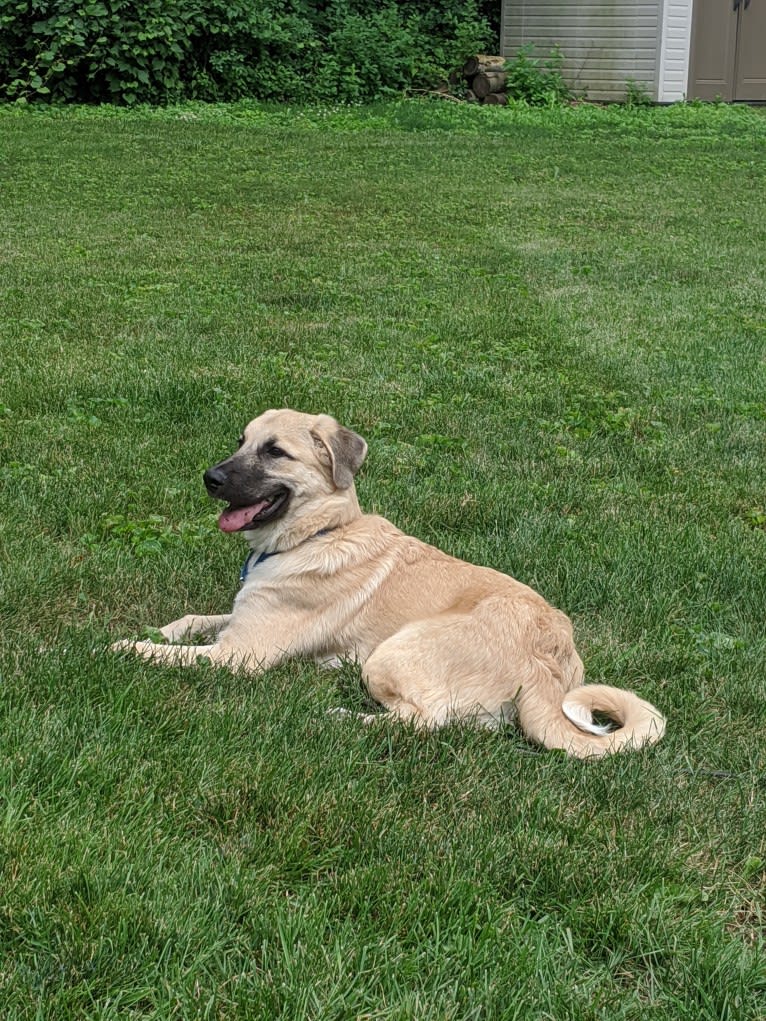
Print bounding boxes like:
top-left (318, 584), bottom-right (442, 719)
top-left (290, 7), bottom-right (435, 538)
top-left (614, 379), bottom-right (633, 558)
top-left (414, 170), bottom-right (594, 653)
top-left (218, 499), bottom-right (271, 533)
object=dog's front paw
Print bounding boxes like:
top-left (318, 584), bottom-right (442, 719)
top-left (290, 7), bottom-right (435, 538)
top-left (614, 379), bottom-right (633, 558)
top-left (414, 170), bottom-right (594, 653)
top-left (110, 638), bottom-right (157, 660)
top-left (158, 617), bottom-right (193, 643)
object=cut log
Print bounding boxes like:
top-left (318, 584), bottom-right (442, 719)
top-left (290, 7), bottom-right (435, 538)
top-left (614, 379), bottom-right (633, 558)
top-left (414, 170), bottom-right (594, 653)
top-left (472, 71), bottom-right (508, 99)
top-left (483, 92), bottom-right (508, 106)
top-left (462, 54), bottom-right (506, 77)
top-left (465, 89), bottom-right (479, 103)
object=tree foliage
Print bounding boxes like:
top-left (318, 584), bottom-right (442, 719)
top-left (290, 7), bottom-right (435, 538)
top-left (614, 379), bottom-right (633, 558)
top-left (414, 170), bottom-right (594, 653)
top-left (0, 0), bottom-right (497, 104)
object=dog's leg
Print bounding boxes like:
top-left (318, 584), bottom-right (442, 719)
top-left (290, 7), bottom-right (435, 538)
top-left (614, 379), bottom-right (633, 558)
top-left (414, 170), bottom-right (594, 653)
top-left (158, 614), bottom-right (232, 643)
top-left (328, 699), bottom-right (441, 729)
top-left (316, 653), bottom-right (344, 670)
top-left (362, 631), bottom-right (450, 730)
top-left (326, 706), bottom-right (381, 724)
top-left (362, 611), bottom-right (521, 730)
top-left (110, 638), bottom-right (266, 672)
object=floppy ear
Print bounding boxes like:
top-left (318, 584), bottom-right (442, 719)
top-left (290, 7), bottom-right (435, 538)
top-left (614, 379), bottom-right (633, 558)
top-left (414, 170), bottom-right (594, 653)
top-left (311, 415), bottom-right (368, 489)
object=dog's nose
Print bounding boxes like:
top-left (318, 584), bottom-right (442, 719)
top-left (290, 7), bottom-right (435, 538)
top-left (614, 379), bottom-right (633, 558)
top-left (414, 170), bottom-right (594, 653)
top-left (203, 465), bottom-right (227, 494)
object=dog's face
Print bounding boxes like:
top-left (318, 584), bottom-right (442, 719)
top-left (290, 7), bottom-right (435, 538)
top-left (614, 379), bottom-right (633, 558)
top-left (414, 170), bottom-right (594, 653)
top-left (204, 409), bottom-right (368, 533)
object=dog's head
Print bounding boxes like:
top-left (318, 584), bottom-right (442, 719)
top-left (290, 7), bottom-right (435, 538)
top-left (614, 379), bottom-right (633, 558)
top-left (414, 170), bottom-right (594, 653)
top-left (203, 409), bottom-right (368, 535)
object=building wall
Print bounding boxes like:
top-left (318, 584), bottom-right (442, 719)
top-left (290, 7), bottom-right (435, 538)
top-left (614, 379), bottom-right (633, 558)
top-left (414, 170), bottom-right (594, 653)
top-left (500, 0), bottom-right (672, 102)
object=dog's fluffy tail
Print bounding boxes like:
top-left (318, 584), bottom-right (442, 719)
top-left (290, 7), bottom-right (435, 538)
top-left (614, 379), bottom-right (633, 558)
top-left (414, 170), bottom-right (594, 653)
top-left (520, 684), bottom-right (666, 759)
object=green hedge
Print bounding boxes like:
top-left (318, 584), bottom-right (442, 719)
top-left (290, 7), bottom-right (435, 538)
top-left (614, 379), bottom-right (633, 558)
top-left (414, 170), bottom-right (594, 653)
top-left (0, 1), bottom-right (497, 104)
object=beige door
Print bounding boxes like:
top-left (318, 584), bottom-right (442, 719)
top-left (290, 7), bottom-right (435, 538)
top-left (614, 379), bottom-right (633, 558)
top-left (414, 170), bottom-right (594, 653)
top-left (688, 0), bottom-right (766, 101)
top-left (736, 0), bottom-right (766, 100)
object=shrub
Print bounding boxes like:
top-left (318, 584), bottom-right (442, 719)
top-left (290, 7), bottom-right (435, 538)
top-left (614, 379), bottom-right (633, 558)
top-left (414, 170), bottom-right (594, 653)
top-left (503, 45), bottom-right (572, 106)
top-left (0, 0), bottom-right (496, 104)
top-left (624, 78), bottom-right (653, 108)
top-left (0, 0), bottom-right (194, 104)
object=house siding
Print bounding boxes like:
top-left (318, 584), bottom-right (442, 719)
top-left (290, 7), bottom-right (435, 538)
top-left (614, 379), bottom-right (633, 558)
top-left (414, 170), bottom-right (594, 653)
top-left (501, 0), bottom-right (664, 102)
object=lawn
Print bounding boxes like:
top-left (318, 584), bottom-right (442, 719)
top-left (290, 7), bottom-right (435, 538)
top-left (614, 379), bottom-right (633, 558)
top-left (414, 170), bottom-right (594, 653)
top-left (1, 99), bottom-right (765, 1019)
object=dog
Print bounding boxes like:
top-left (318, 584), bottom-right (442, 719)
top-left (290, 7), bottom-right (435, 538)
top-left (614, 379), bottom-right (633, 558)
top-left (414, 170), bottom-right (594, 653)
top-left (112, 408), bottom-right (666, 758)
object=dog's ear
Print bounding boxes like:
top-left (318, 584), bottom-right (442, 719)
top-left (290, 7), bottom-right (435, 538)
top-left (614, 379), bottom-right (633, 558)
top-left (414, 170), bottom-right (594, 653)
top-left (311, 415), bottom-right (368, 489)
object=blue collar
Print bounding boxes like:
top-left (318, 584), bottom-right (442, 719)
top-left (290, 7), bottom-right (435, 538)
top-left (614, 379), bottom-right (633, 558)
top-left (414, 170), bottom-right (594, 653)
top-left (239, 548), bottom-right (277, 582)
top-left (240, 527), bottom-right (336, 584)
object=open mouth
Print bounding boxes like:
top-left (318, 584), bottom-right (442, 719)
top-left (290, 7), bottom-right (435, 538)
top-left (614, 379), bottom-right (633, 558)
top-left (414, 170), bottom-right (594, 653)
top-left (217, 488), bottom-right (290, 533)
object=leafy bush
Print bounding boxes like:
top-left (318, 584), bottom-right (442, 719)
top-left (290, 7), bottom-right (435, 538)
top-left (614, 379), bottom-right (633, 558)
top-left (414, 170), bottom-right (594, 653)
top-left (624, 78), bottom-right (653, 108)
top-left (0, 0), bottom-right (194, 104)
top-left (503, 45), bottom-right (572, 106)
top-left (0, 0), bottom-right (496, 104)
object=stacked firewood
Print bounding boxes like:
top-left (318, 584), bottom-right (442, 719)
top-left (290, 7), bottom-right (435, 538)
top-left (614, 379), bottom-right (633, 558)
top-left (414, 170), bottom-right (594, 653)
top-left (461, 54), bottom-right (508, 105)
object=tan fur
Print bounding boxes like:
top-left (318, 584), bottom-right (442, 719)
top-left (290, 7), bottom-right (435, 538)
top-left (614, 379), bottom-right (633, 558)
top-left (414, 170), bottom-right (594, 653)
top-left (112, 409), bottom-right (666, 758)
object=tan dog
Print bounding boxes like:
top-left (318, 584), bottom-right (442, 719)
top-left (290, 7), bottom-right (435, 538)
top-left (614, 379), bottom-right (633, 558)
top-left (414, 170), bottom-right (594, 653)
top-left (112, 409), bottom-right (665, 758)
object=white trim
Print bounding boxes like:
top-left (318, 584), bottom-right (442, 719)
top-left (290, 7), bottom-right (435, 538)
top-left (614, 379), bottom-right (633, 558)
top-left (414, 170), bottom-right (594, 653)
top-left (656, 0), bottom-right (669, 99)
top-left (657, 0), bottom-right (694, 101)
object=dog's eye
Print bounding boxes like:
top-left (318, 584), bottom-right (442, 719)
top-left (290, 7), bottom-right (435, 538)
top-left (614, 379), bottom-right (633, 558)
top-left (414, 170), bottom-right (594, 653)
top-left (266, 444), bottom-right (288, 458)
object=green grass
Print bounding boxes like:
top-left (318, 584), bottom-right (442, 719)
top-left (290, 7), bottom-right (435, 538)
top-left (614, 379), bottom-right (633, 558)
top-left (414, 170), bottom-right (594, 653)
top-left (1, 99), bottom-right (765, 1019)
